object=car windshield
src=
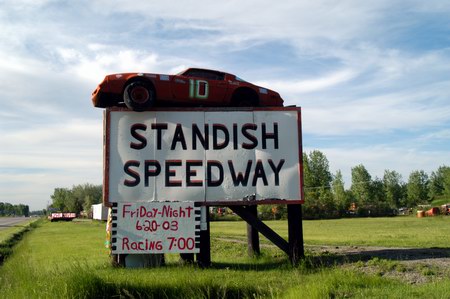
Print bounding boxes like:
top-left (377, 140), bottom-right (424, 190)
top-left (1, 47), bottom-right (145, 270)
top-left (235, 76), bottom-right (247, 82)
top-left (179, 69), bottom-right (225, 80)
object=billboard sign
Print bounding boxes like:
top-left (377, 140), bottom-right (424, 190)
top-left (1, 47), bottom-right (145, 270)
top-left (104, 107), bottom-right (303, 205)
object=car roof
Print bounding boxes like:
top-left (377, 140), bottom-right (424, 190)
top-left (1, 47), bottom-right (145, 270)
top-left (177, 67), bottom-right (230, 76)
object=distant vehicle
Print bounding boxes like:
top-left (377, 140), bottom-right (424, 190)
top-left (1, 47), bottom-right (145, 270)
top-left (92, 204), bottom-right (108, 221)
top-left (398, 207), bottom-right (412, 215)
top-left (440, 204), bottom-right (450, 215)
top-left (425, 207), bottom-right (440, 217)
top-left (92, 68), bottom-right (284, 111)
top-left (48, 213), bottom-right (76, 222)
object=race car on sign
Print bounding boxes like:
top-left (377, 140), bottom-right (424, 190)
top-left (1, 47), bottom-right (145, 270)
top-left (92, 68), bottom-right (284, 111)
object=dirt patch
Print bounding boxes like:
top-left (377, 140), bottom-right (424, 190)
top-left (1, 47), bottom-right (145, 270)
top-left (216, 237), bottom-right (450, 284)
top-left (306, 245), bottom-right (450, 284)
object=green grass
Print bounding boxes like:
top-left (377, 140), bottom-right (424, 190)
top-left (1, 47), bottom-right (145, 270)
top-left (0, 217), bottom-right (450, 298)
top-left (0, 218), bottom-right (38, 264)
top-left (212, 216), bottom-right (450, 248)
top-left (0, 218), bottom-right (35, 243)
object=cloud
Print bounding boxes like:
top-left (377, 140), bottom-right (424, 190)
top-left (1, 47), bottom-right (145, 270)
top-left (256, 69), bottom-right (358, 95)
top-left (419, 129), bottom-right (450, 142)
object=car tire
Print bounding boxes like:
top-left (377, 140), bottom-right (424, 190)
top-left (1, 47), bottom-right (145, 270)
top-left (123, 81), bottom-right (155, 111)
top-left (231, 88), bottom-right (259, 107)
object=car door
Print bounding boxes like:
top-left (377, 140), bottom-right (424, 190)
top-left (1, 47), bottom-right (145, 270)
top-left (171, 69), bottom-right (228, 105)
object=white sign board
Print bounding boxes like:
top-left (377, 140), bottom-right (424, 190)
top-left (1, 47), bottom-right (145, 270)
top-left (110, 202), bottom-right (200, 254)
top-left (104, 108), bottom-right (303, 205)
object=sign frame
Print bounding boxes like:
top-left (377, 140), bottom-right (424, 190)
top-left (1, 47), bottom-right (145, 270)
top-left (103, 106), bottom-right (303, 207)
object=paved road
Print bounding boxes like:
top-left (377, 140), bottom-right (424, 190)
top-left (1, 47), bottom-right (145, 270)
top-left (0, 217), bottom-right (31, 230)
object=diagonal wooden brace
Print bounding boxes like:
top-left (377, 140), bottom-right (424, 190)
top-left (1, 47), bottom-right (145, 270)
top-left (229, 205), bottom-right (289, 255)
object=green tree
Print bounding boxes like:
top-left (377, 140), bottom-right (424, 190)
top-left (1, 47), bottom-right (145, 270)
top-left (0, 202), bottom-right (28, 216)
top-left (50, 184), bottom-right (102, 214)
top-left (406, 170), bottom-right (429, 207)
top-left (72, 183), bottom-right (101, 214)
top-left (3, 203), bottom-right (14, 215)
top-left (442, 167), bottom-right (450, 199)
top-left (383, 170), bottom-right (403, 208)
top-left (428, 166), bottom-right (450, 200)
top-left (371, 178), bottom-right (386, 204)
top-left (332, 170), bottom-right (351, 211)
top-left (350, 164), bottom-right (372, 205)
top-left (50, 188), bottom-right (73, 212)
top-left (303, 150), bottom-right (335, 218)
top-left (77, 183), bottom-right (102, 212)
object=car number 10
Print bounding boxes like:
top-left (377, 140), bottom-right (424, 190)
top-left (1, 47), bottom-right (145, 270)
top-left (189, 79), bottom-right (209, 99)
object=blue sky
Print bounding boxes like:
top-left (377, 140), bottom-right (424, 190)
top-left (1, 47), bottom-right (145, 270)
top-left (1, 1), bottom-right (449, 210)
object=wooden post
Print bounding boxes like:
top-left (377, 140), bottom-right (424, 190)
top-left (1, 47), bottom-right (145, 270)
top-left (180, 253), bottom-right (195, 264)
top-left (246, 205), bottom-right (260, 257)
top-left (111, 254), bottom-right (126, 267)
top-left (196, 206), bottom-right (211, 267)
top-left (287, 204), bottom-right (304, 265)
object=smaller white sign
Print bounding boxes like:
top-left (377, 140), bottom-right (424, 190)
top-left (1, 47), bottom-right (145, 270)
top-left (110, 202), bottom-right (200, 254)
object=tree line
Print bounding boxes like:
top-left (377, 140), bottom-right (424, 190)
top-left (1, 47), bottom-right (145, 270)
top-left (49, 183), bottom-right (102, 214)
top-left (0, 203), bottom-right (29, 217)
top-left (49, 151), bottom-right (450, 219)
top-left (302, 150), bottom-right (450, 219)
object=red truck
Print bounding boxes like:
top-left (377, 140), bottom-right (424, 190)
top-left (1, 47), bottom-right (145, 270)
top-left (48, 213), bottom-right (76, 222)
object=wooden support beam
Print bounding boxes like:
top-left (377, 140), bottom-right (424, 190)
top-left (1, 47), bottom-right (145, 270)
top-left (287, 204), bottom-right (304, 265)
top-left (180, 253), bottom-right (195, 264)
top-left (246, 205), bottom-right (260, 257)
top-left (196, 206), bottom-right (211, 267)
top-left (230, 205), bottom-right (289, 255)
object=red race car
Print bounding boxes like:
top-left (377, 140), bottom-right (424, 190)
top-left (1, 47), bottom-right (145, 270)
top-left (92, 68), bottom-right (283, 111)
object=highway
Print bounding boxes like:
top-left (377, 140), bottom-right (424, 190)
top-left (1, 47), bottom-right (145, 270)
top-left (0, 217), bottom-right (31, 229)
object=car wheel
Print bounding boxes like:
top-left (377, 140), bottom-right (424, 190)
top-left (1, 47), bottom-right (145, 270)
top-left (231, 88), bottom-right (259, 107)
top-left (123, 81), bottom-right (155, 111)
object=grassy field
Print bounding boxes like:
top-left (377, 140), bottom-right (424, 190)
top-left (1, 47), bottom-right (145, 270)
top-left (212, 216), bottom-right (450, 248)
top-left (0, 217), bottom-right (449, 298)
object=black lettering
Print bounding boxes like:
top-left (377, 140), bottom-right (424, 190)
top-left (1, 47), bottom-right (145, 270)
top-left (228, 160), bottom-right (252, 186)
top-left (268, 159), bottom-right (285, 186)
top-left (165, 160), bottom-right (182, 187)
top-left (144, 160), bottom-right (161, 187)
top-left (124, 160), bottom-right (140, 187)
top-left (171, 124), bottom-right (187, 150)
top-left (262, 123), bottom-right (278, 149)
top-left (151, 123), bottom-right (168, 150)
top-left (213, 124), bottom-right (229, 150)
top-left (252, 160), bottom-right (268, 186)
top-left (207, 160), bottom-right (224, 187)
top-left (242, 123), bottom-right (258, 149)
top-left (233, 123), bottom-right (238, 150)
top-left (186, 160), bottom-right (203, 187)
top-left (192, 124), bottom-right (209, 150)
top-left (130, 123), bottom-right (147, 150)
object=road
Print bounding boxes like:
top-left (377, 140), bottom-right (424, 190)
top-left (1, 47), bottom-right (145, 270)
top-left (0, 217), bottom-right (31, 229)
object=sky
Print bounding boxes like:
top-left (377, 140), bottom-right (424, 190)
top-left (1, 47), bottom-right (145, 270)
top-left (1, 1), bottom-right (450, 210)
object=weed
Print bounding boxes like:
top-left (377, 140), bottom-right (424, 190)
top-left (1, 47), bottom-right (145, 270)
top-left (418, 264), bottom-right (438, 276)
top-left (367, 257), bottom-right (400, 272)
